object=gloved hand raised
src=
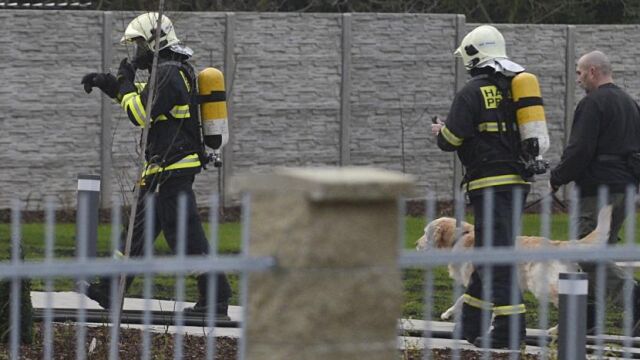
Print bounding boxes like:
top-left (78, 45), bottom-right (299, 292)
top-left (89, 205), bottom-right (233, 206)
top-left (117, 58), bottom-right (136, 83)
top-left (81, 73), bottom-right (118, 99)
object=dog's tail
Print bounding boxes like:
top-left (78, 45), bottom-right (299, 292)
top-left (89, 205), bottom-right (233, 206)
top-left (576, 205), bottom-right (612, 246)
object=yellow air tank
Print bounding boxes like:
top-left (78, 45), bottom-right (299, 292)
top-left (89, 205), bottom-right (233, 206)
top-left (511, 72), bottom-right (549, 155)
top-left (198, 67), bottom-right (228, 152)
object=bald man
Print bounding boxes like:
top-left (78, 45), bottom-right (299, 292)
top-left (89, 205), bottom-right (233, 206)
top-left (550, 50), bottom-right (640, 335)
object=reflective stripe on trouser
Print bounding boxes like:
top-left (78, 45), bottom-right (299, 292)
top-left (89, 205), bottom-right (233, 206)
top-left (142, 153), bottom-right (201, 177)
top-left (463, 294), bottom-right (525, 315)
top-left (466, 174), bottom-right (529, 191)
top-left (463, 294), bottom-right (493, 310)
top-left (493, 303), bottom-right (526, 316)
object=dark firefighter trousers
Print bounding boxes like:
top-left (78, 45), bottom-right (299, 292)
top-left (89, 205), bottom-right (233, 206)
top-left (460, 187), bottom-right (528, 344)
top-left (118, 172), bottom-right (231, 305)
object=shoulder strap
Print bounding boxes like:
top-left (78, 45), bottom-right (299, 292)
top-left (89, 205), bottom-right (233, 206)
top-left (158, 60), bottom-right (197, 93)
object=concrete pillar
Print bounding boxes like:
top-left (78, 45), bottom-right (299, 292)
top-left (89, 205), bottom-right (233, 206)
top-left (234, 167), bottom-right (414, 360)
top-left (76, 174), bottom-right (101, 258)
top-left (558, 272), bottom-right (588, 360)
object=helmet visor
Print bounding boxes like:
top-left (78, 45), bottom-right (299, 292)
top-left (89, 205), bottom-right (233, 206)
top-left (132, 38), bottom-right (153, 70)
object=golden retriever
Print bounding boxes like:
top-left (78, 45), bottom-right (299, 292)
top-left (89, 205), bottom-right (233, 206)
top-left (415, 205), bottom-right (612, 324)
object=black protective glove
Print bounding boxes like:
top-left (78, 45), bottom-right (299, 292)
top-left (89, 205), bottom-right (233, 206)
top-left (117, 58), bottom-right (136, 83)
top-left (116, 58), bottom-right (137, 95)
top-left (81, 73), bottom-right (119, 99)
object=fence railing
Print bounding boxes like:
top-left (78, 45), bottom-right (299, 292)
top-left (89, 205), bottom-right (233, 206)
top-left (1, 167), bottom-right (640, 359)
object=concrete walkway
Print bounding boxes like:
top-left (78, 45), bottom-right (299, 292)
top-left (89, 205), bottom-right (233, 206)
top-left (31, 291), bottom-right (242, 338)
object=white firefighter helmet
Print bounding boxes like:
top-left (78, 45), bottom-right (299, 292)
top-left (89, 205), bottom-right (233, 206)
top-left (120, 12), bottom-right (180, 51)
top-left (454, 25), bottom-right (511, 70)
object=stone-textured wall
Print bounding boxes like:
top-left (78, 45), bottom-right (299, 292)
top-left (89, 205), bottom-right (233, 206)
top-left (350, 14), bottom-right (459, 197)
top-left (1, 11), bottom-right (105, 209)
top-left (2, 10), bottom-right (639, 210)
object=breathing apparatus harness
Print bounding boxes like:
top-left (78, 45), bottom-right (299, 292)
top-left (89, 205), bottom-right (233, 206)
top-left (459, 73), bottom-right (526, 192)
top-left (134, 57), bottom-right (209, 188)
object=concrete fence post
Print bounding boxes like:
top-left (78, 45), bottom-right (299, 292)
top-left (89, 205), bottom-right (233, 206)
top-left (76, 174), bottom-right (101, 258)
top-left (234, 167), bottom-right (414, 360)
top-left (558, 272), bottom-right (588, 360)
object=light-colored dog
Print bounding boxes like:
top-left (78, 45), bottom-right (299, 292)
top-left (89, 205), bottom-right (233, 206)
top-left (415, 205), bottom-right (612, 323)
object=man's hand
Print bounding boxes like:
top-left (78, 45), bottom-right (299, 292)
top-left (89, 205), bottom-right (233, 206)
top-left (431, 116), bottom-right (444, 136)
top-left (81, 73), bottom-right (118, 99)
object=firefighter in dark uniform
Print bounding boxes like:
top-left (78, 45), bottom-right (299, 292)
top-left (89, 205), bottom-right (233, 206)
top-left (550, 50), bottom-right (640, 334)
top-left (80, 12), bottom-right (232, 318)
top-left (432, 25), bottom-right (533, 350)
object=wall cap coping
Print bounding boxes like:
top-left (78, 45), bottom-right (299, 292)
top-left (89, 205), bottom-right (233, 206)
top-left (232, 166), bottom-right (415, 202)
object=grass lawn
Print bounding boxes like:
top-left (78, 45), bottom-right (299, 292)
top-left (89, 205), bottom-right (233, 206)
top-left (2, 212), bottom-right (639, 334)
top-left (0, 222), bottom-right (243, 305)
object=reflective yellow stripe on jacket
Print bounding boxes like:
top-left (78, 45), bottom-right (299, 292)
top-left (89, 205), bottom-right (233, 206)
top-left (477, 122), bottom-right (509, 132)
top-left (121, 92), bottom-right (147, 127)
top-left (467, 174), bottom-right (529, 191)
top-left (121, 92), bottom-right (191, 125)
top-left (142, 153), bottom-right (201, 177)
top-left (155, 104), bottom-right (191, 121)
top-left (441, 125), bottom-right (463, 147)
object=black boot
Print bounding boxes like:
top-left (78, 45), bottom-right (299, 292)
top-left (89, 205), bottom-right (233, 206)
top-left (474, 313), bottom-right (526, 350)
top-left (183, 274), bottom-right (231, 320)
top-left (85, 278), bottom-right (112, 310)
top-left (586, 303), bottom-right (597, 335)
top-left (454, 302), bottom-right (484, 344)
top-left (84, 276), bottom-right (133, 310)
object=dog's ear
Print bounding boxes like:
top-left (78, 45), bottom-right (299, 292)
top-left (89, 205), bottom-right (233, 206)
top-left (436, 218), bottom-right (458, 248)
top-left (424, 220), bottom-right (444, 249)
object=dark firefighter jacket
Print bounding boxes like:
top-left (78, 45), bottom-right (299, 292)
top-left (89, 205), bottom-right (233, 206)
top-left (118, 56), bottom-right (203, 178)
top-left (550, 83), bottom-right (640, 196)
top-left (437, 74), bottom-right (529, 192)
